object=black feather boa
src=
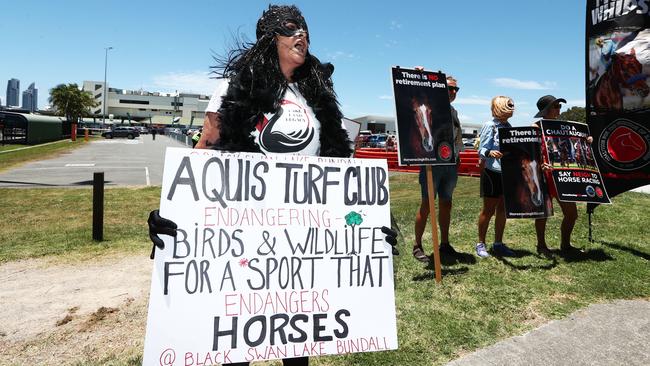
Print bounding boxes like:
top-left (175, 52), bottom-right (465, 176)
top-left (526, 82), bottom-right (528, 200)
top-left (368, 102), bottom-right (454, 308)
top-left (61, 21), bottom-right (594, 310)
top-left (213, 54), bottom-right (352, 158)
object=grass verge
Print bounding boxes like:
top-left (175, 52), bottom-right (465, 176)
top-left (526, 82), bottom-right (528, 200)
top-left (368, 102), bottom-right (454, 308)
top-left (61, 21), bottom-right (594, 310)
top-left (0, 186), bottom-right (159, 263)
top-left (0, 139), bottom-right (90, 172)
top-left (0, 175), bottom-right (648, 365)
top-left (0, 144), bottom-right (28, 152)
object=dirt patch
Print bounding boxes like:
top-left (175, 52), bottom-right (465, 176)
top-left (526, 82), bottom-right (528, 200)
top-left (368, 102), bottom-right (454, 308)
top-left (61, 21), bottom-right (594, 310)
top-left (0, 254), bottom-right (152, 364)
top-left (55, 306), bottom-right (81, 327)
top-left (522, 299), bottom-right (550, 328)
top-left (80, 306), bottom-right (119, 332)
top-left (55, 315), bottom-right (73, 327)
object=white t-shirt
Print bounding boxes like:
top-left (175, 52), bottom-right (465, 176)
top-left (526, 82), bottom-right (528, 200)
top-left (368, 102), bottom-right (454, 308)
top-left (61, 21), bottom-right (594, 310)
top-left (206, 79), bottom-right (322, 156)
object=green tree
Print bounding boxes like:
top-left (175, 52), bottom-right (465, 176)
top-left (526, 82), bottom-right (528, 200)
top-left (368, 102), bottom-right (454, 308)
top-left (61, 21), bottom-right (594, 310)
top-left (49, 84), bottom-right (97, 123)
top-left (559, 106), bottom-right (586, 123)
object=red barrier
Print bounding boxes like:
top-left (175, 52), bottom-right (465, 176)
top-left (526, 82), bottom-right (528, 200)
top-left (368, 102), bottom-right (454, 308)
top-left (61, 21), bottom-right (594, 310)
top-left (354, 148), bottom-right (481, 176)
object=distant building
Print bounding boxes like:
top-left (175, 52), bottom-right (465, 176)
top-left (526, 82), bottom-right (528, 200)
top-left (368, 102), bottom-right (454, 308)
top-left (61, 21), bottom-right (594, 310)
top-left (83, 81), bottom-right (210, 125)
top-left (353, 114), bottom-right (481, 137)
top-left (6, 78), bottom-right (20, 107)
top-left (461, 123), bottom-right (481, 137)
top-left (353, 115), bottom-right (395, 134)
top-left (21, 82), bottom-right (38, 112)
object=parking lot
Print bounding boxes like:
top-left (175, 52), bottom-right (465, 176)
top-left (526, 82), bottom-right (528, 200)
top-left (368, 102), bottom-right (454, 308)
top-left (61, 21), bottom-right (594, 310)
top-left (0, 135), bottom-right (187, 187)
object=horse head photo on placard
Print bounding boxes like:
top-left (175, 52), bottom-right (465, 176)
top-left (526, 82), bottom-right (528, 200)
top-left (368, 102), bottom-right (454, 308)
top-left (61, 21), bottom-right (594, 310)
top-left (411, 95), bottom-right (434, 154)
top-left (520, 154), bottom-right (544, 208)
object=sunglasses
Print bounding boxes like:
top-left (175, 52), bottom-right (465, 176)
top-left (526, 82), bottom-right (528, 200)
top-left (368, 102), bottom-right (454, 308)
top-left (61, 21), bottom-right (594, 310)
top-left (448, 86), bottom-right (460, 92)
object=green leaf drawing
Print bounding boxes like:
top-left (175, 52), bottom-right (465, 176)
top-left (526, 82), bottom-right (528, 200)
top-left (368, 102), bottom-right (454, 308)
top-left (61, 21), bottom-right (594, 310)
top-left (345, 211), bottom-right (363, 227)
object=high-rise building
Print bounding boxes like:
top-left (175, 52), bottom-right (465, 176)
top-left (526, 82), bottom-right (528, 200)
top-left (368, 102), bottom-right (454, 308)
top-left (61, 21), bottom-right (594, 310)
top-left (22, 82), bottom-right (38, 112)
top-left (6, 78), bottom-right (20, 107)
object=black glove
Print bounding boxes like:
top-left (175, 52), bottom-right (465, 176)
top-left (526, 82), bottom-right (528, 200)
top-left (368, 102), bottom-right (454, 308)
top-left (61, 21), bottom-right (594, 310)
top-left (148, 209), bottom-right (177, 259)
top-left (381, 226), bottom-right (399, 255)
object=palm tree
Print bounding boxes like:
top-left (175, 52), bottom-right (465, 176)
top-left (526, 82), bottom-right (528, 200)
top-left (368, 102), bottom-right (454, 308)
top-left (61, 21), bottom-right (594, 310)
top-left (49, 84), bottom-right (98, 123)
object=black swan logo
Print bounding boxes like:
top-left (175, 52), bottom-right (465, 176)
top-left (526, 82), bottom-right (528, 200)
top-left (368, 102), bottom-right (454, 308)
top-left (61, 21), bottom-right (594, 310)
top-left (259, 102), bottom-right (315, 153)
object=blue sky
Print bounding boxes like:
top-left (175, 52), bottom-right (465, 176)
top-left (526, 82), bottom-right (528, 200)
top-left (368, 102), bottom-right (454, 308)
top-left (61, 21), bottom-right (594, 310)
top-left (1, 0), bottom-right (587, 126)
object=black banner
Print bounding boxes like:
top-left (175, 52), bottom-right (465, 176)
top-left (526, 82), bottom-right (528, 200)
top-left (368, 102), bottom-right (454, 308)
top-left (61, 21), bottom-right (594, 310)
top-left (391, 67), bottom-right (455, 166)
top-left (499, 127), bottom-right (553, 219)
top-left (586, 1), bottom-right (650, 197)
top-left (541, 120), bottom-right (611, 204)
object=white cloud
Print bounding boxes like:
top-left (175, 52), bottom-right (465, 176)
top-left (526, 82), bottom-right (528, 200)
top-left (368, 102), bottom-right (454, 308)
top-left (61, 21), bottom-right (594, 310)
top-left (149, 71), bottom-right (217, 95)
top-left (566, 99), bottom-right (586, 107)
top-left (491, 78), bottom-right (556, 90)
top-left (454, 97), bottom-right (491, 105)
top-left (389, 20), bottom-right (402, 30)
top-left (458, 114), bottom-right (473, 121)
top-left (378, 95), bottom-right (393, 100)
top-left (384, 39), bottom-right (398, 48)
top-left (327, 51), bottom-right (357, 60)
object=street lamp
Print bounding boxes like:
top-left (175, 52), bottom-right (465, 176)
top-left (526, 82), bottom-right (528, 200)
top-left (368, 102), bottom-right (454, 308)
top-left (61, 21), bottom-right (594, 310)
top-left (102, 46), bottom-right (113, 127)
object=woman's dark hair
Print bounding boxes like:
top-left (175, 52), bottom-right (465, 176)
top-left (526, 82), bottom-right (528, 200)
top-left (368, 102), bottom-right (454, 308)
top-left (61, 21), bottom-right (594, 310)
top-left (210, 4), bottom-right (351, 157)
top-left (214, 33), bottom-right (335, 112)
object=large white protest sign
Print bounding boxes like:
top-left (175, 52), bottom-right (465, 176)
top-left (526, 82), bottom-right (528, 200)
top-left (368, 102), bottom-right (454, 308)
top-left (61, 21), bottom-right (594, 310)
top-left (143, 148), bottom-right (398, 365)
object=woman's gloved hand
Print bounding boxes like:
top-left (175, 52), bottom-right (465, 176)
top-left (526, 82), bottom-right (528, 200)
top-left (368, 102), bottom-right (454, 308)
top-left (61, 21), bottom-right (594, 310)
top-left (381, 226), bottom-right (399, 255)
top-left (148, 210), bottom-right (177, 259)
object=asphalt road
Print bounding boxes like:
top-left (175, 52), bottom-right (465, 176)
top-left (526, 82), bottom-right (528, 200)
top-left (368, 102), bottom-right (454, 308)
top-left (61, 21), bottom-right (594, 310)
top-left (0, 135), bottom-right (188, 188)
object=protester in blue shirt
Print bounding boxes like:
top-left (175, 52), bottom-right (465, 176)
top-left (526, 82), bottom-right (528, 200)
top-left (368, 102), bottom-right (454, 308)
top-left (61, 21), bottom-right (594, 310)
top-left (475, 96), bottom-right (515, 258)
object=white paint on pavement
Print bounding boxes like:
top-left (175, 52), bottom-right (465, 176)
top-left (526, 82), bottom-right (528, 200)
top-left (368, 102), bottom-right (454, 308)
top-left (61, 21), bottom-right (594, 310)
top-left (65, 163), bottom-right (96, 167)
top-left (145, 166), bottom-right (151, 186)
top-left (11, 166), bottom-right (147, 171)
top-left (94, 139), bottom-right (141, 144)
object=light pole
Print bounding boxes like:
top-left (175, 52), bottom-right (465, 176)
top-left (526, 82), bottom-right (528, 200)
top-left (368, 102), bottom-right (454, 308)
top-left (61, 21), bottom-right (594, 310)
top-left (102, 46), bottom-right (113, 127)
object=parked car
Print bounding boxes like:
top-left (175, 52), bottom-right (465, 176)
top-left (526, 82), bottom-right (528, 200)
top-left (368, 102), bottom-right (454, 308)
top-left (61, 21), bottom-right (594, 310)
top-left (135, 126), bottom-right (149, 134)
top-left (463, 137), bottom-right (477, 148)
top-left (367, 134), bottom-right (388, 148)
top-left (101, 126), bottom-right (140, 139)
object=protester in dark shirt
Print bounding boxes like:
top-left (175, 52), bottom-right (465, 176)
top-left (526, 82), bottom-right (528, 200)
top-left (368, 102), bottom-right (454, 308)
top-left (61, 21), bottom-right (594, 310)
top-left (412, 73), bottom-right (464, 263)
top-left (532, 95), bottom-right (590, 258)
top-left (148, 5), bottom-right (397, 366)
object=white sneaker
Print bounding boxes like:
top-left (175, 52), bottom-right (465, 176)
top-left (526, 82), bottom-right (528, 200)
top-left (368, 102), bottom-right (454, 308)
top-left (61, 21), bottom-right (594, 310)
top-left (475, 242), bottom-right (490, 258)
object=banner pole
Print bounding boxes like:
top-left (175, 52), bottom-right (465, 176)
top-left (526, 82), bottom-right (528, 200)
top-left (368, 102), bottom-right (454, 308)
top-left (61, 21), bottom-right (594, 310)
top-left (426, 165), bottom-right (442, 283)
top-left (587, 203), bottom-right (596, 243)
top-left (588, 210), bottom-right (593, 243)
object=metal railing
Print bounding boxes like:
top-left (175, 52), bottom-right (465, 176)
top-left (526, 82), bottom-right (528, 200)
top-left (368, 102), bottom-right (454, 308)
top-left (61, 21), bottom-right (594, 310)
top-left (166, 131), bottom-right (192, 147)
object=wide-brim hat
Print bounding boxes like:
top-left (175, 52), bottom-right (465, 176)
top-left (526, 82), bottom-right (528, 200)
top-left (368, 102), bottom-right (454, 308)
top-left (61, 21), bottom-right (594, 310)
top-left (534, 95), bottom-right (567, 118)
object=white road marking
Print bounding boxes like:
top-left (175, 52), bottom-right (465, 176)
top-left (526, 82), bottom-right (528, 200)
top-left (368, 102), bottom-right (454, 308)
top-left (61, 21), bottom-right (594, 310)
top-left (65, 163), bottom-right (96, 167)
top-left (94, 140), bottom-right (141, 144)
top-left (145, 166), bottom-right (151, 186)
top-left (13, 166), bottom-right (147, 171)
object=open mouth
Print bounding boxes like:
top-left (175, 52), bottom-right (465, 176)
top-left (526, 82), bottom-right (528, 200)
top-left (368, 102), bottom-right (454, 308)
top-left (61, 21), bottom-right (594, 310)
top-left (293, 40), bottom-right (306, 54)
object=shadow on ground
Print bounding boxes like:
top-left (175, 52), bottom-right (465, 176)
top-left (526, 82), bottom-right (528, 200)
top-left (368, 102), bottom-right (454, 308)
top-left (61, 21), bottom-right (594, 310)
top-left (599, 241), bottom-right (650, 261)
